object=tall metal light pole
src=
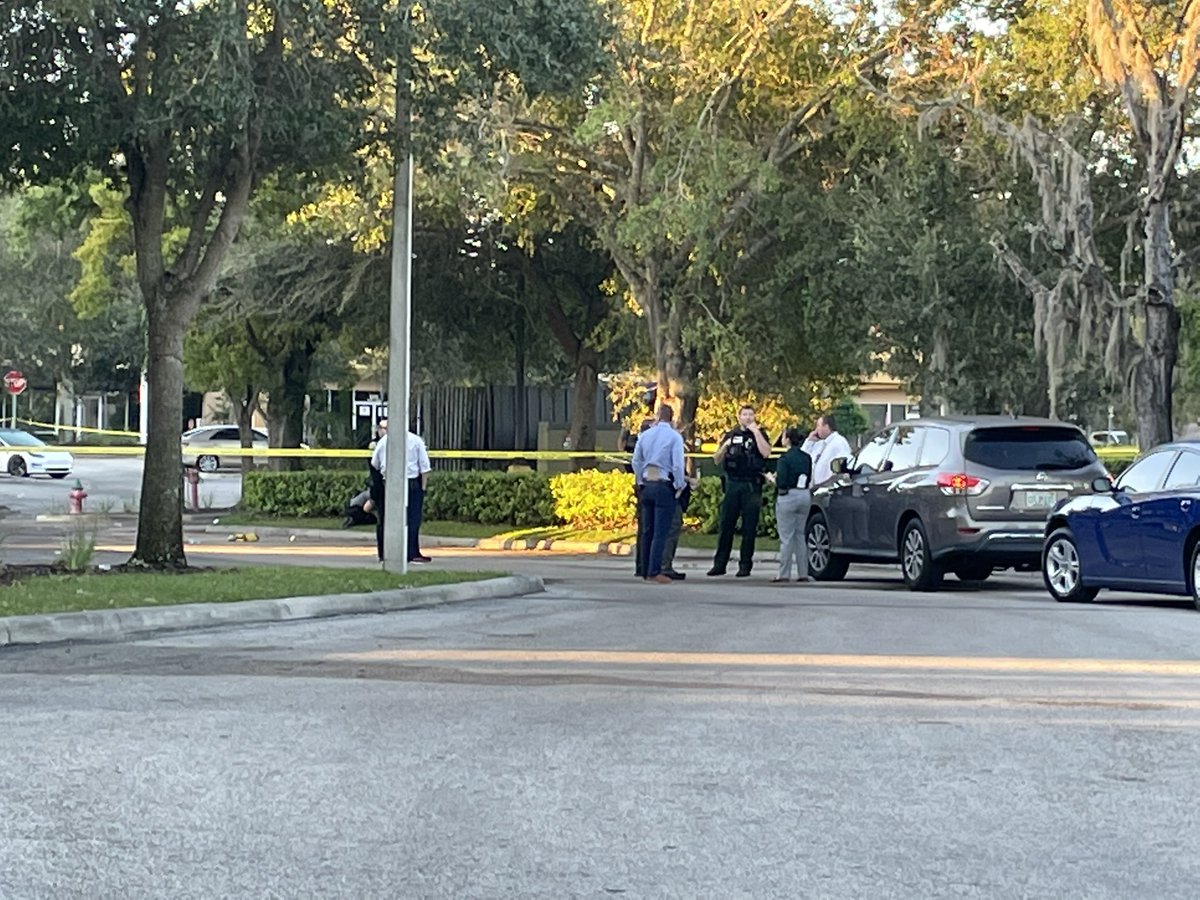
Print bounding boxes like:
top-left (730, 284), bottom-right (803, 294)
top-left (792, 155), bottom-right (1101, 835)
top-left (384, 64), bottom-right (413, 575)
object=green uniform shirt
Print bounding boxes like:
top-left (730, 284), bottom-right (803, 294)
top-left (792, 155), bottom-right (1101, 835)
top-left (775, 446), bottom-right (813, 491)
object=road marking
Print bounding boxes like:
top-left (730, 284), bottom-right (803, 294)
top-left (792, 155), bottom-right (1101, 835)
top-left (326, 648), bottom-right (1200, 676)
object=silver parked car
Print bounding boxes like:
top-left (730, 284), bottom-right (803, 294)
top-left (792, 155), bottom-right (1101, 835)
top-left (804, 417), bottom-right (1108, 591)
top-left (181, 425), bottom-right (269, 473)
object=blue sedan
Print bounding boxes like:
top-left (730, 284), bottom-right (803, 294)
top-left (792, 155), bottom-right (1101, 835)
top-left (1042, 442), bottom-right (1200, 608)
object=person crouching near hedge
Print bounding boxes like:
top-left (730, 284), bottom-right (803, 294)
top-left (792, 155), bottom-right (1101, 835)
top-left (631, 403), bottom-right (687, 584)
top-left (769, 426), bottom-right (814, 583)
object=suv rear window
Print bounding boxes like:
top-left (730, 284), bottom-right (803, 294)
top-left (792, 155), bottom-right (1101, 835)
top-left (964, 426), bottom-right (1097, 472)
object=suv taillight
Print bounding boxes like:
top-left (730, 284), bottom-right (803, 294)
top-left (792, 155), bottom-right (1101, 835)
top-left (937, 472), bottom-right (989, 496)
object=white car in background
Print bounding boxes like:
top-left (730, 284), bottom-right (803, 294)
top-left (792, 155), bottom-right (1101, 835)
top-left (1090, 429), bottom-right (1133, 447)
top-left (0, 428), bottom-right (74, 478)
top-left (182, 425), bottom-right (269, 473)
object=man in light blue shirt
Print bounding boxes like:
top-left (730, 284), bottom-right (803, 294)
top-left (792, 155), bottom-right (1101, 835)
top-left (631, 404), bottom-right (687, 583)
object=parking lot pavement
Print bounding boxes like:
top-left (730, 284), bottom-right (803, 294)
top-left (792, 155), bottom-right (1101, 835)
top-left (4, 560), bottom-right (1200, 897)
top-left (0, 455), bottom-right (243, 518)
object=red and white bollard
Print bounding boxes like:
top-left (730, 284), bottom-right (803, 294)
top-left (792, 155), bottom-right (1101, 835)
top-left (183, 464), bottom-right (201, 510)
top-left (68, 479), bottom-right (88, 515)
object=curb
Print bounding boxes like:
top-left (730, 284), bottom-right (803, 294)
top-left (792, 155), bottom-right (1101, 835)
top-left (34, 513), bottom-right (113, 524)
top-left (0, 574), bottom-right (544, 649)
top-left (476, 536), bottom-right (633, 556)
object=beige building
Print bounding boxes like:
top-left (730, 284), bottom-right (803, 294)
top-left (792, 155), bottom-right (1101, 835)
top-left (856, 373), bottom-right (920, 431)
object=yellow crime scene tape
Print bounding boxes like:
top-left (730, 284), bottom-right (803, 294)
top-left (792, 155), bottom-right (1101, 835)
top-left (18, 415), bottom-right (1143, 465)
top-left (18, 418), bottom-right (141, 438)
top-left (48, 446), bottom-right (657, 460)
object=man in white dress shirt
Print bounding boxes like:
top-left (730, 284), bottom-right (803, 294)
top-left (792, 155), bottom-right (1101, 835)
top-left (802, 414), bottom-right (853, 487)
top-left (370, 417), bottom-right (434, 563)
top-left (401, 426), bottom-right (433, 562)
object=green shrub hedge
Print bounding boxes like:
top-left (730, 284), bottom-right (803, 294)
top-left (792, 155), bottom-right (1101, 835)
top-left (546, 469), bottom-right (780, 538)
top-left (1105, 457), bottom-right (1133, 477)
top-left (242, 470), bottom-right (368, 517)
top-left (549, 469), bottom-right (637, 530)
top-left (423, 471), bottom-right (556, 526)
top-left (688, 477), bottom-right (778, 538)
top-left (241, 468), bottom-right (557, 526)
top-left (240, 467), bottom-right (785, 537)
top-left (244, 461), bottom-right (1138, 542)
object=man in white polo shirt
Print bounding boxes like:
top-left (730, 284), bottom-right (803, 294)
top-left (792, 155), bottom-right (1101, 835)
top-left (802, 413), bottom-right (853, 487)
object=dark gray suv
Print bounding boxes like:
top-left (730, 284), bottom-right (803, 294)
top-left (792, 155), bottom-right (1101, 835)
top-left (804, 417), bottom-right (1108, 591)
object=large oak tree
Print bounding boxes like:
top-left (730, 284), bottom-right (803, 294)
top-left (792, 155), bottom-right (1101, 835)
top-left (0, 0), bottom-right (386, 564)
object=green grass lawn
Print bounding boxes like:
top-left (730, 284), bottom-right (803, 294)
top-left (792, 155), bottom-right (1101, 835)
top-left (212, 513), bottom-right (511, 539)
top-left (0, 566), bottom-right (504, 618)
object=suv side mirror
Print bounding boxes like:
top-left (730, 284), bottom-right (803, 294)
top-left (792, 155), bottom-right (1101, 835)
top-left (831, 457), bottom-right (848, 475)
top-left (1092, 476), bottom-right (1115, 493)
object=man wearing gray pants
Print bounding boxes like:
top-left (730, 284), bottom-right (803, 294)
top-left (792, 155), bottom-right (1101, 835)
top-left (771, 426), bottom-right (814, 583)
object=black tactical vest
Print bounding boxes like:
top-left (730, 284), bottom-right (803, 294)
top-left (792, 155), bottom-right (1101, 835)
top-left (723, 428), bottom-right (766, 480)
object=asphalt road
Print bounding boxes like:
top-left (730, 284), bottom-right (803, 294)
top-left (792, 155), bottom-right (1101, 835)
top-left (4, 546), bottom-right (1200, 898)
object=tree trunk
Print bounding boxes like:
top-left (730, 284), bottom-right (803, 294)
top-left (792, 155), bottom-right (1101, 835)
top-left (266, 346), bottom-right (312, 471)
top-left (660, 300), bottom-right (701, 443)
top-left (1135, 196), bottom-right (1179, 447)
top-left (536, 276), bottom-right (604, 459)
top-left (234, 385), bottom-right (258, 476)
top-left (513, 315), bottom-right (528, 450)
top-left (919, 368), bottom-right (940, 417)
top-left (622, 273), bottom-right (702, 442)
top-left (132, 296), bottom-right (189, 567)
top-left (568, 348), bottom-right (600, 454)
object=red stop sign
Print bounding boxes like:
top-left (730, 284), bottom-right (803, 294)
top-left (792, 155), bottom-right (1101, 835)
top-left (3, 370), bottom-right (27, 395)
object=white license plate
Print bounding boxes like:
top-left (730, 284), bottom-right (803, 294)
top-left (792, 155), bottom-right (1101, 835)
top-left (1015, 490), bottom-right (1062, 510)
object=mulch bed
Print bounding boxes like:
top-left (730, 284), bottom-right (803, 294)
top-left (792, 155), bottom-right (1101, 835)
top-left (0, 564), bottom-right (63, 587)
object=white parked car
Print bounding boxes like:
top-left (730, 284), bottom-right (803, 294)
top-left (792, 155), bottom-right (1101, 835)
top-left (0, 428), bottom-right (74, 478)
top-left (1090, 429), bottom-right (1133, 447)
top-left (182, 425), bottom-right (269, 473)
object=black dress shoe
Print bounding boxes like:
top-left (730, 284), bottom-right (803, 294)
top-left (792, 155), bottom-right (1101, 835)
top-left (735, 569), bottom-right (751, 578)
top-left (408, 554), bottom-right (433, 563)
top-left (706, 568), bottom-right (726, 577)
top-left (663, 570), bottom-right (686, 581)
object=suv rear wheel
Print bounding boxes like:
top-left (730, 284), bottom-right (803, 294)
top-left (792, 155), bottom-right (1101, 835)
top-left (806, 512), bottom-right (849, 581)
top-left (900, 519), bottom-right (943, 591)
